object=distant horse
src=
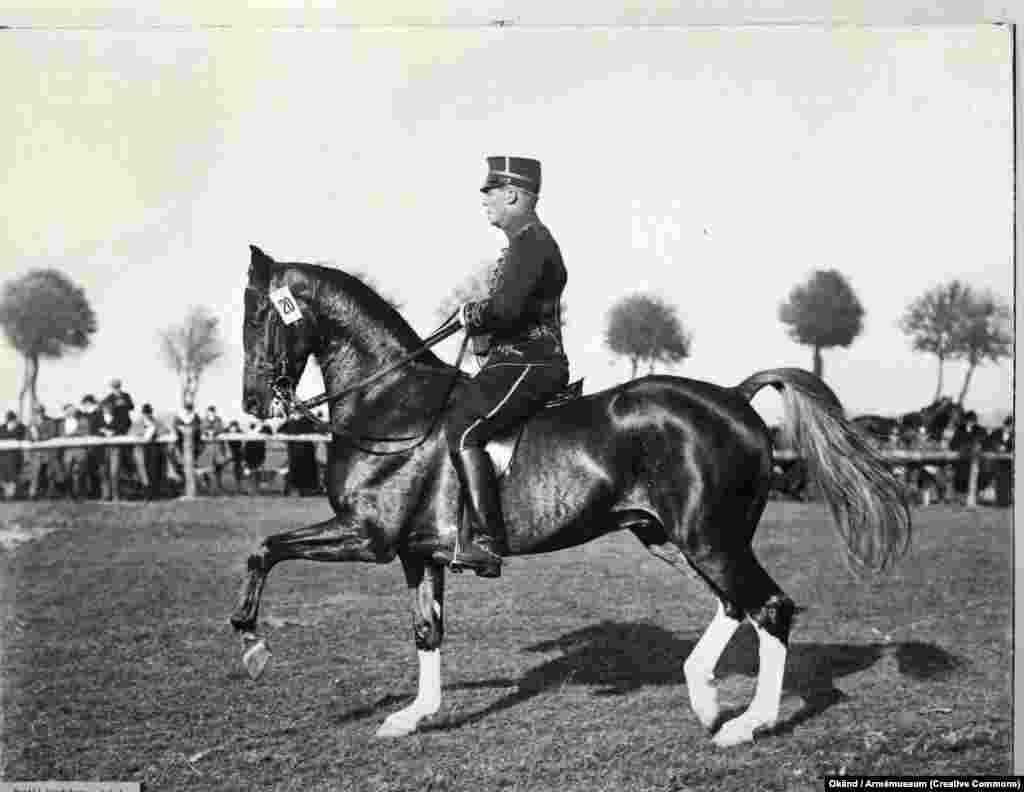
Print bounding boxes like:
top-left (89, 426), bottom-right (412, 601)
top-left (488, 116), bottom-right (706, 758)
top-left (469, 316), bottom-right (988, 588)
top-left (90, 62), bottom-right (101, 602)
top-left (852, 398), bottom-right (963, 447)
top-left (920, 398), bottom-right (963, 444)
top-left (850, 414), bottom-right (900, 445)
top-left (230, 246), bottom-right (911, 748)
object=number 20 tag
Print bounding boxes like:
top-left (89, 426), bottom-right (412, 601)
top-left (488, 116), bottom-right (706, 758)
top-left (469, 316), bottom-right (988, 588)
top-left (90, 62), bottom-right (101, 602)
top-left (269, 285), bottom-right (302, 325)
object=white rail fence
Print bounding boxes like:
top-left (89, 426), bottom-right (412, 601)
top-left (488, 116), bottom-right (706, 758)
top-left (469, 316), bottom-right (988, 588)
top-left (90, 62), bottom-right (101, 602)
top-left (0, 433), bottom-right (329, 499)
top-left (0, 434), bottom-right (1012, 506)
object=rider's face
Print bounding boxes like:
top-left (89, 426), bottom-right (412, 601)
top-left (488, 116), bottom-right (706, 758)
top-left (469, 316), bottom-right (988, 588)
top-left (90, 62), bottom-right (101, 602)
top-left (481, 186), bottom-right (511, 228)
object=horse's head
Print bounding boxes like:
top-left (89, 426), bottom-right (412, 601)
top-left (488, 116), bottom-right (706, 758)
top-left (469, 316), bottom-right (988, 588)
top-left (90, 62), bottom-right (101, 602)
top-left (242, 245), bottom-right (318, 419)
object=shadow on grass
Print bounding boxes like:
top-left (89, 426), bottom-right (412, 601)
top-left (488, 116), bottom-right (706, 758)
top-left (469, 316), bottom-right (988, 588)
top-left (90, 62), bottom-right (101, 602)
top-left (394, 621), bottom-right (961, 736)
top-left (331, 693), bottom-right (411, 726)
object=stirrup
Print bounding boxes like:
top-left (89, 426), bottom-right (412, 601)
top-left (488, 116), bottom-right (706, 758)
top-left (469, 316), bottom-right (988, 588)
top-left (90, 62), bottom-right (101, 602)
top-left (448, 542), bottom-right (503, 578)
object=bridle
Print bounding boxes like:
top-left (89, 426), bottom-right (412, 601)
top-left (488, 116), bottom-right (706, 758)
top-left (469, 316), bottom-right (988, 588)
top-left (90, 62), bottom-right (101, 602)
top-left (248, 287), bottom-right (305, 410)
top-left (255, 293), bottom-right (468, 455)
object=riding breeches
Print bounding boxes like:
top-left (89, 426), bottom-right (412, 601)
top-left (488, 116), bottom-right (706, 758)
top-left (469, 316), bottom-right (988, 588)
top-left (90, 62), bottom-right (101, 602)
top-left (444, 363), bottom-right (569, 457)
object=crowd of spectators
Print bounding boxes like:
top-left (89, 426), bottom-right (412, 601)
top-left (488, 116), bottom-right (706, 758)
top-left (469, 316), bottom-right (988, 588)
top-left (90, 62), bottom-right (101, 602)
top-left (870, 411), bottom-right (1014, 507)
top-left (0, 378), bottom-right (328, 501)
top-left (769, 408), bottom-right (1013, 507)
top-left (1, 382), bottom-right (1012, 507)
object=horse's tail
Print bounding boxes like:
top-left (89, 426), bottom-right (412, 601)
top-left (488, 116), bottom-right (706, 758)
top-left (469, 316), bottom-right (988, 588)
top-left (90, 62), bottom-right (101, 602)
top-left (735, 367), bottom-right (912, 575)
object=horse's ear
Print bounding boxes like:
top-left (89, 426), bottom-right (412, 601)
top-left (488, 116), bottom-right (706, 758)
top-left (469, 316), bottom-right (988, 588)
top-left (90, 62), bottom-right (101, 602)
top-left (249, 245), bottom-right (273, 290)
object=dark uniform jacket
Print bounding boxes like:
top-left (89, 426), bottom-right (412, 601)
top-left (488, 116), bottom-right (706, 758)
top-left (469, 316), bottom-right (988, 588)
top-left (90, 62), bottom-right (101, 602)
top-left (0, 421), bottom-right (26, 482)
top-left (101, 391), bottom-right (135, 434)
top-left (950, 424), bottom-right (987, 454)
top-left (279, 416), bottom-right (319, 492)
top-left (986, 427), bottom-right (1013, 454)
top-left (462, 222), bottom-right (568, 368)
top-left (244, 425), bottom-right (273, 470)
top-left (80, 407), bottom-right (103, 437)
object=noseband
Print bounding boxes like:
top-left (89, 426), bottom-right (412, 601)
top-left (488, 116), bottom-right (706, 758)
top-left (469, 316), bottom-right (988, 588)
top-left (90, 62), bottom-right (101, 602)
top-left (253, 296), bottom-right (302, 410)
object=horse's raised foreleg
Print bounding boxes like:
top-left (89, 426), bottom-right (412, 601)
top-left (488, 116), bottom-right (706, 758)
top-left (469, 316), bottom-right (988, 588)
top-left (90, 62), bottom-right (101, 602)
top-left (229, 516), bottom-right (389, 678)
top-left (376, 555), bottom-right (445, 738)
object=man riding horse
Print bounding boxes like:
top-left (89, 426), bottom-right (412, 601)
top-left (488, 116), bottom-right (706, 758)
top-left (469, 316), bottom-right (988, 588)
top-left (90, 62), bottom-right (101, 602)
top-left (436, 156), bottom-right (570, 578)
top-left (234, 221), bottom-right (911, 745)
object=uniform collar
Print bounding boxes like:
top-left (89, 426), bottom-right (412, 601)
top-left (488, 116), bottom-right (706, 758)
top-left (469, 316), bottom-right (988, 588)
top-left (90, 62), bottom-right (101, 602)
top-left (504, 216), bottom-right (539, 240)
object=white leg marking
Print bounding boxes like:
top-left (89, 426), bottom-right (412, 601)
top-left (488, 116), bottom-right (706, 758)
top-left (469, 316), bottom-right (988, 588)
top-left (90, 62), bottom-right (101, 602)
top-left (683, 601), bottom-right (741, 730)
top-left (241, 633), bottom-right (271, 680)
top-left (375, 649), bottom-right (442, 738)
top-left (713, 622), bottom-right (787, 748)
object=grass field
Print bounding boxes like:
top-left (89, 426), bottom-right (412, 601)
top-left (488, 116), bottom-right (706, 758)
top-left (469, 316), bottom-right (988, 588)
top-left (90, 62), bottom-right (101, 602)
top-left (0, 498), bottom-right (1012, 791)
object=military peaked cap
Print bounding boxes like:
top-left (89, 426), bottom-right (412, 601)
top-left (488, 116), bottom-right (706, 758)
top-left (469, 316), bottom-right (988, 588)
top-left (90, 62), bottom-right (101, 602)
top-left (481, 156), bottom-right (542, 194)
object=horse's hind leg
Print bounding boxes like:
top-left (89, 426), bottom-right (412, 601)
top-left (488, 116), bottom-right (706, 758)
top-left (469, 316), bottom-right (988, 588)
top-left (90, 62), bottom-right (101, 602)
top-left (631, 524), bottom-right (741, 731)
top-left (712, 591), bottom-right (794, 748)
top-left (686, 543), bottom-right (795, 748)
top-left (686, 600), bottom-right (743, 730)
top-left (376, 555), bottom-right (445, 738)
top-left (635, 493), bottom-right (796, 747)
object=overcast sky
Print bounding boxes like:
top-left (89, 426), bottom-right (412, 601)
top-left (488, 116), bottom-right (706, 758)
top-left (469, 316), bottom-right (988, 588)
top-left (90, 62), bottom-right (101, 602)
top-left (0, 25), bottom-right (1013, 425)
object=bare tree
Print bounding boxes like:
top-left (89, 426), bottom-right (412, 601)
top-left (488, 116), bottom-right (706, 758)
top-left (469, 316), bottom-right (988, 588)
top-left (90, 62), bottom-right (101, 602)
top-left (0, 269), bottom-right (97, 419)
top-left (779, 269), bottom-right (864, 379)
top-left (952, 290), bottom-right (1012, 404)
top-left (158, 305), bottom-right (225, 407)
top-left (899, 280), bottom-right (973, 401)
top-left (605, 293), bottom-right (692, 378)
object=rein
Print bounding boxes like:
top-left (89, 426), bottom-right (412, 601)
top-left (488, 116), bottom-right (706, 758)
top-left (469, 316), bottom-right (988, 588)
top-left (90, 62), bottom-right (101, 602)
top-left (271, 312), bottom-right (469, 455)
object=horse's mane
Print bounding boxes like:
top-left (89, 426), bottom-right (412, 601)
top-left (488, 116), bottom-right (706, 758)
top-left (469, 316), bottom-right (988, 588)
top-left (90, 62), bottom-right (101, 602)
top-left (278, 259), bottom-right (447, 368)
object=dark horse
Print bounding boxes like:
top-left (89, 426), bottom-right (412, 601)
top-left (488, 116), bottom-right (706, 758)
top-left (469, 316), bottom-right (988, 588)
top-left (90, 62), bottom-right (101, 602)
top-left (230, 246), bottom-right (911, 748)
top-left (852, 398), bottom-right (963, 446)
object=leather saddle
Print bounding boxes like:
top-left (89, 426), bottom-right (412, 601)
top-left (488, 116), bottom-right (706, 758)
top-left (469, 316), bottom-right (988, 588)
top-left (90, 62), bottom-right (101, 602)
top-left (405, 378), bottom-right (586, 558)
top-left (486, 378), bottom-right (584, 478)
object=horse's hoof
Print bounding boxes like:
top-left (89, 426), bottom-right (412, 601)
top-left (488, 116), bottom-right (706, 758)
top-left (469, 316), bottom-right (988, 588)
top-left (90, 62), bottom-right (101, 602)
top-left (712, 724), bottom-right (753, 748)
top-left (712, 714), bottom-right (772, 748)
top-left (375, 714), bottom-right (417, 739)
top-left (242, 638), bottom-right (271, 680)
top-left (689, 692), bottom-right (720, 732)
top-left (684, 669), bottom-right (720, 731)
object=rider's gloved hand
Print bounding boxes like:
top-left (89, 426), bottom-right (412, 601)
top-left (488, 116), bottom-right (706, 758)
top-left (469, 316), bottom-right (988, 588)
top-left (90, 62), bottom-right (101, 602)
top-left (458, 303), bottom-right (470, 330)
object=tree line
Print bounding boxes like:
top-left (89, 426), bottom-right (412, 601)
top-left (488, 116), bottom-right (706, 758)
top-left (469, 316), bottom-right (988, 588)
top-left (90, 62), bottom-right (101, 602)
top-left (0, 264), bottom-right (1011, 420)
top-left (775, 269), bottom-right (1010, 404)
top-left (0, 269), bottom-right (225, 418)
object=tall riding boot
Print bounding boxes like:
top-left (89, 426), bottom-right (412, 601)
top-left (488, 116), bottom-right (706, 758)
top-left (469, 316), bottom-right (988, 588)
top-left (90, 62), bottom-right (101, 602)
top-left (448, 447), bottom-right (505, 578)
